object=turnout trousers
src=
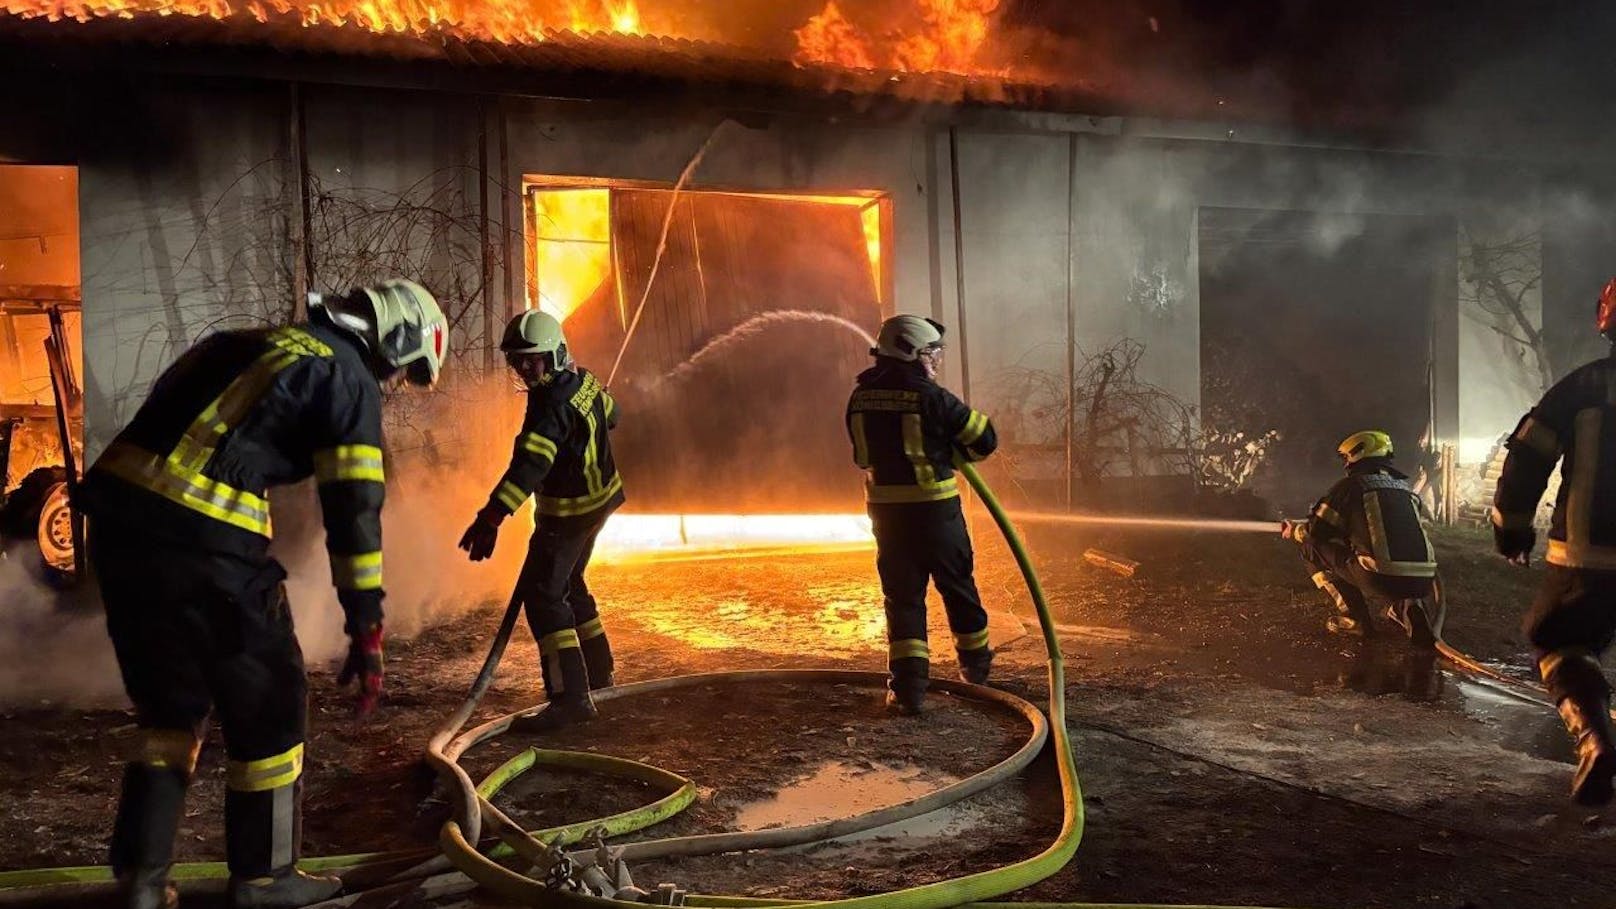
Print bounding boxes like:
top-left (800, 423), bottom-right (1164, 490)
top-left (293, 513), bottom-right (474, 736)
top-left (869, 498), bottom-right (992, 701)
top-left (90, 517), bottom-right (310, 881)
top-left (1302, 537), bottom-right (1440, 643)
top-left (517, 504), bottom-right (618, 700)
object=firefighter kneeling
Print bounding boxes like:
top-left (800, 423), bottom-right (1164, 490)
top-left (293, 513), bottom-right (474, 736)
top-left (460, 310), bottom-right (624, 732)
top-left (847, 315), bottom-right (998, 716)
top-left (81, 281), bottom-right (447, 909)
top-left (1283, 431), bottom-right (1442, 645)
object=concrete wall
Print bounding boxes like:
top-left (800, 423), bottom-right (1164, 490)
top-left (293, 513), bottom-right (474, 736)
top-left (0, 75), bottom-right (1582, 478)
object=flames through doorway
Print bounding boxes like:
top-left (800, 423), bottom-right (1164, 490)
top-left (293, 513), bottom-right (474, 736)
top-left (523, 179), bottom-right (890, 552)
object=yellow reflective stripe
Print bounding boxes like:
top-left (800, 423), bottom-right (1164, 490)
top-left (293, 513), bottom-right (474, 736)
top-left (496, 480), bottom-right (528, 512)
top-left (603, 393), bottom-right (615, 421)
top-left (1310, 571), bottom-right (1333, 589)
top-left (227, 743), bottom-right (304, 793)
top-left (1546, 539), bottom-right (1616, 570)
top-left (865, 477), bottom-right (960, 504)
top-left (1567, 408), bottom-right (1602, 552)
top-left (99, 443), bottom-right (272, 537)
top-left (139, 730), bottom-right (201, 775)
top-left (314, 444), bottom-right (385, 484)
top-left (537, 473), bottom-right (624, 517)
top-left (956, 410), bottom-right (989, 446)
top-left (518, 432), bottom-right (558, 461)
top-left (889, 638), bottom-right (930, 661)
top-left (331, 551), bottom-right (383, 591)
top-left (583, 411), bottom-right (603, 494)
top-left (1313, 502), bottom-right (1344, 528)
top-left (540, 628), bottom-right (581, 655)
top-left (851, 413), bottom-right (870, 469)
top-left (268, 325), bottom-right (333, 358)
top-left (1355, 553), bottom-right (1437, 577)
top-left (1514, 416), bottom-right (1561, 460)
top-left (902, 413), bottom-right (937, 488)
top-left (1490, 507), bottom-right (1535, 531)
top-left (953, 628), bottom-right (990, 651)
top-left (170, 348), bottom-right (301, 472)
top-left (576, 617), bottom-right (606, 640)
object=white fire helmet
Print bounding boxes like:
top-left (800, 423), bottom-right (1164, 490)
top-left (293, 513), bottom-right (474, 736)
top-left (500, 309), bottom-right (572, 381)
top-left (311, 279), bottom-right (447, 387)
top-left (873, 315), bottom-right (946, 377)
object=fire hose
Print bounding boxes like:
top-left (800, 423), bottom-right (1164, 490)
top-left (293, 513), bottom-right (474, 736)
top-left (0, 463), bottom-right (1556, 907)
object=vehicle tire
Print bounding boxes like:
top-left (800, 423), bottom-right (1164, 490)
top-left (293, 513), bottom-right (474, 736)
top-left (1, 466), bottom-right (66, 539)
top-left (36, 480), bottom-right (76, 576)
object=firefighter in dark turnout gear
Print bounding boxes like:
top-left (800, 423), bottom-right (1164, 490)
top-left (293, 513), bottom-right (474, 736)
top-left (1283, 431), bottom-right (1441, 644)
top-left (1492, 276), bottom-right (1616, 806)
top-left (460, 309), bottom-right (623, 732)
top-left (80, 280), bottom-right (448, 909)
top-left (847, 315), bottom-right (998, 716)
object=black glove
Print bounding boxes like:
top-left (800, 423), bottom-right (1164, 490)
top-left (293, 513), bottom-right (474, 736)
top-left (338, 622), bottom-right (385, 717)
top-left (458, 506), bottom-right (504, 562)
top-left (1494, 525), bottom-right (1535, 566)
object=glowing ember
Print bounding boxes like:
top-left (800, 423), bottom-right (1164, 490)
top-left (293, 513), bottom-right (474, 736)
top-left (531, 187), bottom-right (611, 322)
top-left (593, 513), bottom-right (874, 556)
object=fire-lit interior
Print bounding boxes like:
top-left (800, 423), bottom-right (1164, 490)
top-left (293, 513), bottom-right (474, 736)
top-left (525, 179), bottom-right (888, 553)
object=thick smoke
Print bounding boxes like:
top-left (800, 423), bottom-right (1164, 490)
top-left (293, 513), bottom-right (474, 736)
top-left (0, 545), bottom-right (124, 707)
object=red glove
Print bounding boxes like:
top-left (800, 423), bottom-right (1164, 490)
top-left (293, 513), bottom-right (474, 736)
top-left (338, 622), bottom-right (385, 717)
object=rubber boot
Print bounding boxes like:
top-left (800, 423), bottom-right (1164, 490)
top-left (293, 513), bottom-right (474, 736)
top-left (580, 632), bottom-right (616, 690)
top-left (225, 772), bottom-right (341, 908)
top-left (1315, 572), bottom-right (1375, 638)
top-left (110, 763), bottom-right (188, 909)
top-left (514, 647), bottom-right (598, 734)
top-left (957, 646), bottom-right (993, 685)
top-left (1541, 649), bottom-right (1616, 807)
top-left (229, 869), bottom-right (343, 909)
top-left (887, 656), bottom-right (928, 716)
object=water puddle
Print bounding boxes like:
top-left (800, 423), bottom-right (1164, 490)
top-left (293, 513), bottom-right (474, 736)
top-left (733, 760), bottom-right (956, 831)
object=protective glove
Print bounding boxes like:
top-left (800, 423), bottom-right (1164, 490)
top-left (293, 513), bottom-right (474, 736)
top-left (458, 506), bottom-right (504, 562)
top-left (1280, 519), bottom-right (1308, 544)
top-left (338, 622), bottom-right (385, 717)
top-left (1494, 525), bottom-right (1535, 567)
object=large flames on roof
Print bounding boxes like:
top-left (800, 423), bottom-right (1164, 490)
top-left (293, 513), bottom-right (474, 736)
top-left (2, 0), bottom-right (1009, 78)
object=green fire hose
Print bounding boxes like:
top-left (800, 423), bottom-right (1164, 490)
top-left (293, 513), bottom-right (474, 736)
top-left (0, 464), bottom-right (1288, 909)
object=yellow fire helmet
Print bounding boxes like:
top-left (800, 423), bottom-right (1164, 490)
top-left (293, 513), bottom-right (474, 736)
top-left (1337, 430), bottom-right (1394, 466)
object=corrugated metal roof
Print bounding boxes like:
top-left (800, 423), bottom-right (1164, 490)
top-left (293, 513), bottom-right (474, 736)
top-left (0, 11), bottom-right (1112, 114)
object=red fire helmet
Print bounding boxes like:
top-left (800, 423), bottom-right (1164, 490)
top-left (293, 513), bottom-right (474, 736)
top-left (1600, 277), bottom-right (1616, 336)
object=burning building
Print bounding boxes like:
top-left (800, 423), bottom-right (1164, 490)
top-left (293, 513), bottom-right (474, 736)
top-left (1, 0), bottom-right (1613, 551)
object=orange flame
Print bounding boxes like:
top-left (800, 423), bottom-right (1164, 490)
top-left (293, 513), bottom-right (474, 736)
top-left (4, 0), bottom-right (647, 42)
top-left (531, 187), bottom-right (612, 322)
top-left (792, 0), bottom-right (1004, 76)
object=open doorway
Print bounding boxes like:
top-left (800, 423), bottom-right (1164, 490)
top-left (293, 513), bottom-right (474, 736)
top-left (0, 164), bottom-right (82, 577)
top-left (1198, 208), bottom-right (1453, 513)
top-left (523, 179), bottom-right (890, 519)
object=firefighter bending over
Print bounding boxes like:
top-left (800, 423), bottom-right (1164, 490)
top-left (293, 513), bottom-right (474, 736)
top-left (1492, 276), bottom-right (1616, 806)
top-left (81, 281), bottom-right (447, 909)
top-left (846, 315), bottom-right (998, 716)
top-left (1282, 431), bottom-right (1441, 644)
top-left (460, 310), bottom-right (623, 732)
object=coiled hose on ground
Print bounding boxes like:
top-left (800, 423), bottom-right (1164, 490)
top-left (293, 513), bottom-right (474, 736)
top-left (0, 463), bottom-right (1552, 908)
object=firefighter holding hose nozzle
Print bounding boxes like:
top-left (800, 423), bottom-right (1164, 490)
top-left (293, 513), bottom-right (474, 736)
top-left (1491, 276), bottom-right (1616, 806)
top-left (79, 280), bottom-right (448, 909)
top-left (847, 315), bottom-right (998, 716)
top-left (1282, 431), bottom-right (1442, 644)
top-left (460, 310), bottom-right (624, 733)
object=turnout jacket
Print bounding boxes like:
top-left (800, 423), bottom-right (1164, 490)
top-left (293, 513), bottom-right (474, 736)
top-left (1494, 354), bottom-right (1616, 569)
top-left (484, 367), bottom-right (623, 524)
top-left (1304, 458), bottom-right (1437, 578)
top-left (83, 322), bottom-right (387, 623)
top-left (845, 357), bottom-right (997, 507)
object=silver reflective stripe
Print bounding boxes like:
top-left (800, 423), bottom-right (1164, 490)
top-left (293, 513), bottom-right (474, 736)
top-left (271, 782), bottom-right (295, 871)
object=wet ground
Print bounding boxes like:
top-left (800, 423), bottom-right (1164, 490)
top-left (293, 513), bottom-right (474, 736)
top-left (2, 522), bottom-right (1612, 909)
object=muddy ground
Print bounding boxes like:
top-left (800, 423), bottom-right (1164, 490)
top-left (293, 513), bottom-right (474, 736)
top-left (2, 521), bottom-right (1612, 909)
